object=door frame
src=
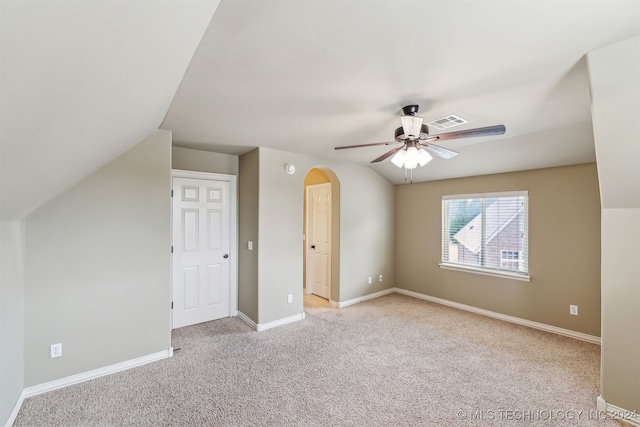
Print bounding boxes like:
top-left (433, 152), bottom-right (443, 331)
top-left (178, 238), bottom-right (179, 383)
top-left (171, 169), bottom-right (238, 329)
top-left (305, 182), bottom-right (332, 298)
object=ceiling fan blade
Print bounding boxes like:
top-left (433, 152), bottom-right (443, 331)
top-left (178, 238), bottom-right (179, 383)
top-left (371, 145), bottom-right (405, 163)
top-left (419, 142), bottom-right (459, 159)
top-left (430, 124), bottom-right (506, 141)
top-left (334, 141), bottom-right (399, 150)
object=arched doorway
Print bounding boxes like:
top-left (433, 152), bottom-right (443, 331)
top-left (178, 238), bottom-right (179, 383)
top-left (303, 167), bottom-right (340, 313)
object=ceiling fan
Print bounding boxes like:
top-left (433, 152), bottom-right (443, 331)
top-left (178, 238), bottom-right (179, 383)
top-left (335, 105), bottom-right (505, 178)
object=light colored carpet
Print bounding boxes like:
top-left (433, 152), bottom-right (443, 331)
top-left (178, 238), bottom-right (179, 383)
top-left (14, 293), bottom-right (624, 426)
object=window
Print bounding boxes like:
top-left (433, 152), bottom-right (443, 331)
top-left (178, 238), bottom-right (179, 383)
top-left (500, 250), bottom-right (522, 270)
top-left (441, 191), bottom-right (529, 279)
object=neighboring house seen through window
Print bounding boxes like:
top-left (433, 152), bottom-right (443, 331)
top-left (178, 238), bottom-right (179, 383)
top-left (500, 250), bottom-right (522, 270)
top-left (441, 191), bottom-right (529, 279)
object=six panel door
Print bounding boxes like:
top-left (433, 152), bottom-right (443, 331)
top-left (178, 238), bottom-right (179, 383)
top-left (172, 177), bottom-right (231, 328)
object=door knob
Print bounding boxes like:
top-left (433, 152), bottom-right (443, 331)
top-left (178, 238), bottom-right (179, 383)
top-left (223, 254), bottom-right (229, 259)
top-left (311, 245), bottom-right (316, 249)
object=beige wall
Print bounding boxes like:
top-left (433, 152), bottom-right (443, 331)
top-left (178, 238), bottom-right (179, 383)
top-left (172, 146), bottom-right (238, 175)
top-left (600, 210), bottom-right (639, 410)
top-left (257, 148), bottom-right (395, 323)
top-left (588, 36), bottom-right (639, 413)
top-left (238, 149), bottom-right (259, 321)
top-left (0, 221), bottom-right (25, 425)
top-left (24, 130), bottom-right (172, 386)
top-left (256, 148), bottom-right (306, 322)
top-left (240, 148), bottom-right (394, 325)
top-left (396, 163), bottom-right (601, 336)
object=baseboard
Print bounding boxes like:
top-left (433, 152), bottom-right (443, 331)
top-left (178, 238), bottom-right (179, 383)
top-left (236, 311), bottom-right (305, 332)
top-left (330, 288), bottom-right (395, 308)
top-left (5, 348), bottom-right (173, 427)
top-left (23, 348), bottom-right (173, 398)
top-left (236, 310), bottom-right (257, 330)
top-left (393, 288), bottom-right (601, 344)
top-left (243, 287), bottom-right (599, 343)
top-left (598, 396), bottom-right (640, 426)
top-left (5, 389), bottom-right (27, 427)
top-left (257, 312), bottom-right (305, 331)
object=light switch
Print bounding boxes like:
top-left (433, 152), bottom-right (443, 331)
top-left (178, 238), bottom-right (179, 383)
top-left (248, 241), bottom-right (253, 251)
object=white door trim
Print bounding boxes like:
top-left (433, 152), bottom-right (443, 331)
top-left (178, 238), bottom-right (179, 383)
top-left (305, 183), bottom-right (312, 295)
top-left (304, 185), bottom-right (313, 295)
top-left (171, 169), bottom-right (238, 328)
top-left (305, 182), bottom-right (331, 299)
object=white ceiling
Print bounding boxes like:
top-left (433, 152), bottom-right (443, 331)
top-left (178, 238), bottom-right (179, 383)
top-left (163, 0), bottom-right (638, 183)
top-left (0, 1), bottom-right (220, 219)
top-left (2, 0), bottom-right (639, 219)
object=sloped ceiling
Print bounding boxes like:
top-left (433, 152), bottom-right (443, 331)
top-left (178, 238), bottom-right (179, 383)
top-left (0, 1), bottom-right (220, 219)
top-left (162, 0), bottom-right (639, 184)
top-left (2, 1), bottom-right (639, 219)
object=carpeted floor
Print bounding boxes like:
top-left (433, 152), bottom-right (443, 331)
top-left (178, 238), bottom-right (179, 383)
top-left (14, 293), bottom-right (624, 426)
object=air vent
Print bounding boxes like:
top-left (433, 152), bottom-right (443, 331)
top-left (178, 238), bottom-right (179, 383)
top-left (426, 114), bottom-right (468, 130)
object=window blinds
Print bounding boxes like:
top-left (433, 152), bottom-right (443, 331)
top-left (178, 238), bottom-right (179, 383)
top-left (442, 191), bottom-right (528, 275)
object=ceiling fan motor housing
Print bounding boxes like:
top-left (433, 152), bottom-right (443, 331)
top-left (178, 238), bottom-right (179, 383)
top-left (395, 124), bottom-right (429, 142)
top-left (402, 105), bottom-right (420, 116)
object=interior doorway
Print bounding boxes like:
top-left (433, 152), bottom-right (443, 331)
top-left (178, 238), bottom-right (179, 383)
top-left (306, 182), bottom-right (331, 299)
top-left (171, 170), bottom-right (237, 330)
top-left (303, 293), bottom-right (333, 315)
top-left (303, 167), bottom-right (339, 311)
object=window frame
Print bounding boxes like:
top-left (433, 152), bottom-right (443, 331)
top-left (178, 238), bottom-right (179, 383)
top-left (440, 190), bottom-right (530, 281)
top-left (500, 250), bottom-right (523, 270)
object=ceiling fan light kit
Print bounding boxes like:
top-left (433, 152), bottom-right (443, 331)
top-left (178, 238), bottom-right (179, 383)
top-left (334, 104), bottom-right (506, 182)
top-left (390, 149), bottom-right (407, 168)
top-left (390, 142), bottom-right (432, 169)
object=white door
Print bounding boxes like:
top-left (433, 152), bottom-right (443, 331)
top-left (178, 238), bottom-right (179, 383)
top-left (173, 177), bottom-right (231, 328)
top-left (307, 183), bottom-right (331, 299)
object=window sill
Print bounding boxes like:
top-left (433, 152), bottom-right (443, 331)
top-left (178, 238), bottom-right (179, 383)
top-left (439, 263), bottom-right (531, 282)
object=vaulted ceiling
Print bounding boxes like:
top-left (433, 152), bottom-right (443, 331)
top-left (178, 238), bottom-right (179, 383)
top-left (0, 1), bottom-right (221, 219)
top-left (2, 1), bottom-right (639, 219)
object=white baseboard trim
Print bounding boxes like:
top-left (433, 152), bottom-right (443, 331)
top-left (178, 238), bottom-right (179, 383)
top-left (240, 287), bottom-right (599, 343)
top-left (392, 288), bottom-right (601, 344)
top-left (330, 288), bottom-right (395, 308)
top-left (23, 348), bottom-right (173, 398)
top-left (5, 348), bottom-right (173, 427)
top-left (5, 389), bottom-right (27, 427)
top-left (236, 311), bottom-right (305, 332)
top-left (257, 312), bottom-right (305, 332)
top-left (236, 310), bottom-right (257, 330)
top-left (597, 395), bottom-right (607, 412)
top-left (598, 396), bottom-right (640, 426)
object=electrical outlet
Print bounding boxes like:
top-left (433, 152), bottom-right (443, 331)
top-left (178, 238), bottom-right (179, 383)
top-left (379, 274), bottom-right (383, 282)
top-left (287, 294), bottom-right (293, 303)
top-left (50, 343), bottom-right (62, 358)
top-left (570, 305), bottom-right (578, 316)
top-left (368, 276), bottom-right (372, 284)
